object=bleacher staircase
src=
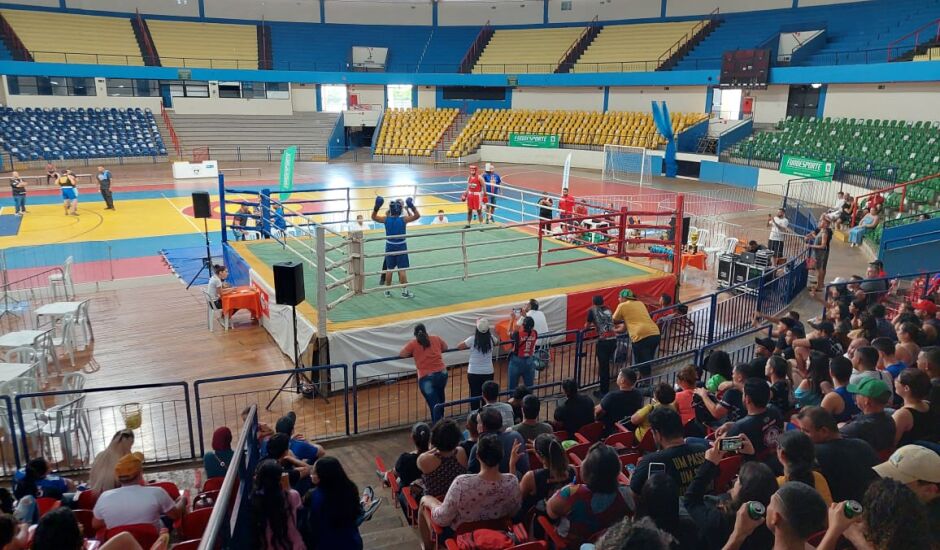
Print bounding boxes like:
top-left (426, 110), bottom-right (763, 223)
top-left (657, 13), bottom-right (723, 70)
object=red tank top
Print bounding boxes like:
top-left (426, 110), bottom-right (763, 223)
top-left (467, 177), bottom-right (483, 195)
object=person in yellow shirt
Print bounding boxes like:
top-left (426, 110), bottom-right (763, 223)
top-left (775, 430), bottom-right (833, 505)
top-left (630, 382), bottom-right (676, 443)
top-left (612, 288), bottom-right (661, 376)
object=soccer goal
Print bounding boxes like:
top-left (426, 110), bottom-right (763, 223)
top-left (602, 145), bottom-right (652, 186)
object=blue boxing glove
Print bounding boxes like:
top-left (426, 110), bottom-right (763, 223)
top-left (405, 197), bottom-right (415, 211)
top-left (373, 195), bottom-right (385, 215)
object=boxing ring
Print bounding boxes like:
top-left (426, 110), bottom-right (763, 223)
top-left (215, 175), bottom-right (684, 381)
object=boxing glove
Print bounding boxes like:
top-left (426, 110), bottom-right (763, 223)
top-left (373, 195), bottom-right (385, 215)
top-left (405, 197), bottom-right (415, 210)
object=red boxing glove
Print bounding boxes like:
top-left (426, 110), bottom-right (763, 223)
top-left (461, 192), bottom-right (468, 201)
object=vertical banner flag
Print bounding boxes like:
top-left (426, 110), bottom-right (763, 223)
top-left (279, 146), bottom-right (297, 201)
top-left (562, 153), bottom-right (572, 191)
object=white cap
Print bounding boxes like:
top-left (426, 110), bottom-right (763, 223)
top-left (476, 318), bottom-right (490, 332)
top-left (484, 163), bottom-right (494, 172)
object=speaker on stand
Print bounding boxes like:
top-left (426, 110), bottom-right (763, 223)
top-left (186, 192), bottom-right (214, 289)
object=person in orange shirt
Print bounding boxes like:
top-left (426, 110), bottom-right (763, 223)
top-left (400, 324), bottom-right (449, 422)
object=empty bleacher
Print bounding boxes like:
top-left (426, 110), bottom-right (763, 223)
top-left (574, 21), bottom-right (702, 73)
top-left (166, 112), bottom-right (339, 161)
top-left (0, 107), bottom-right (166, 161)
top-left (1, 9), bottom-right (143, 65)
top-left (914, 46), bottom-right (940, 61)
top-left (269, 22), bottom-right (475, 72)
top-left (473, 27), bottom-right (584, 74)
top-left (374, 108), bottom-right (458, 157)
top-left (146, 20), bottom-right (258, 69)
top-left (675, 0), bottom-right (940, 69)
top-left (447, 109), bottom-right (708, 158)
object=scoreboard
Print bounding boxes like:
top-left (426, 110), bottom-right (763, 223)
top-left (720, 49), bottom-right (771, 89)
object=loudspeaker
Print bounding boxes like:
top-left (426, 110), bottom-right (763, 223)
top-left (717, 254), bottom-right (735, 287)
top-left (192, 192), bottom-right (211, 219)
top-left (273, 262), bottom-right (304, 306)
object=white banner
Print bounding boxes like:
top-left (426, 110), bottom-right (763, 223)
top-left (562, 153), bottom-right (572, 191)
top-left (248, 268), bottom-right (316, 360)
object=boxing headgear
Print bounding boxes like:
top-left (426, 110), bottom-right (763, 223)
top-left (389, 199), bottom-right (403, 217)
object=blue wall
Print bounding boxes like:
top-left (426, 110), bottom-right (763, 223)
top-left (699, 160), bottom-right (759, 189)
top-left (879, 217), bottom-right (940, 276)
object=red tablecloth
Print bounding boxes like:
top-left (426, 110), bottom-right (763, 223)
top-left (681, 252), bottom-right (707, 271)
top-left (221, 287), bottom-right (262, 320)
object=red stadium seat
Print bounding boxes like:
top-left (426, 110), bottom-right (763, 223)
top-left (566, 442), bottom-right (592, 467)
top-left (605, 431), bottom-right (635, 451)
top-left (76, 489), bottom-right (99, 510)
top-left (180, 508), bottom-right (213, 540)
top-left (714, 454), bottom-right (742, 493)
top-left (36, 497), bottom-right (60, 518)
top-left (202, 476), bottom-right (225, 492)
top-left (424, 506), bottom-right (512, 546)
top-left (553, 430), bottom-right (572, 442)
top-left (149, 480), bottom-right (181, 500)
top-left (575, 421), bottom-right (606, 443)
top-left (636, 429), bottom-right (656, 453)
top-left (73, 509), bottom-right (96, 535)
top-left (619, 453), bottom-right (642, 471)
top-left (445, 541), bottom-right (547, 550)
top-left (105, 524), bottom-right (160, 548)
top-left (172, 540), bottom-right (201, 550)
top-left (537, 515), bottom-right (570, 549)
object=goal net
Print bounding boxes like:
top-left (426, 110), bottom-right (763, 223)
top-left (602, 145), bottom-right (651, 186)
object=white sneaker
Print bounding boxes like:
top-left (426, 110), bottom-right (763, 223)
top-left (401, 290), bottom-right (414, 299)
top-left (384, 290), bottom-right (392, 298)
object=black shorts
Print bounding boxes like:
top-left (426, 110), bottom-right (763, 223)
top-left (768, 239), bottom-right (784, 257)
top-left (488, 194), bottom-right (497, 205)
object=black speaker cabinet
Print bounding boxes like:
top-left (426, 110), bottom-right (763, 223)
top-left (681, 216), bottom-right (691, 245)
top-left (733, 261), bottom-right (750, 285)
top-left (273, 262), bottom-right (305, 306)
top-left (717, 255), bottom-right (735, 287)
top-left (192, 192), bottom-right (211, 219)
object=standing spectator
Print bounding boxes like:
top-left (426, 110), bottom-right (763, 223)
top-left (468, 407), bottom-right (528, 477)
top-left (612, 288), bottom-right (661, 375)
top-left (848, 206), bottom-right (879, 247)
top-left (96, 166), bottom-right (115, 210)
top-left (872, 444), bottom-right (940, 544)
top-left (718, 378), bottom-right (784, 460)
top-left (586, 295), bottom-right (618, 396)
top-left (9, 172), bottom-right (26, 215)
top-left (546, 443), bottom-right (634, 547)
top-left (674, 365), bottom-right (699, 424)
top-left (821, 356), bottom-right (860, 423)
top-left (400, 324), bottom-right (449, 422)
top-left (274, 412), bottom-right (324, 463)
top-left (767, 208), bottom-right (789, 258)
top-left (419, 434), bottom-right (522, 549)
top-left (537, 193), bottom-right (554, 234)
top-left (518, 434), bottom-right (576, 519)
top-left (595, 367), bottom-right (643, 434)
top-left (92, 453), bottom-right (186, 531)
top-left (417, 419), bottom-right (468, 500)
top-left (514, 298), bottom-right (549, 335)
top-left (553, 379), bottom-right (595, 437)
top-left (859, 265), bottom-right (888, 305)
top-left (683, 445), bottom-right (777, 550)
top-left (252, 459), bottom-right (304, 550)
top-left (392, 422), bottom-right (430, 513)
top-left (481, 163), bottom-right (501, 224)
top-left (477, 381), bottom-right (514, 429)
top-left (508, 316), bottom-right (538, 391)
top-left (796, 407), bottom-right (878, 502)
top-left (892, 367), bottom-right (937, 446)
top-left (512, 395), bottom-right (553, 441)
top-left (726, 482), bottom-right (827, 550)
top-left (300, 457), bottom-right (366, 550)
top-left (44, 162), bottom-right (56, 185)
top-left (631, 383), bottom-right (677, 443)
top-left (630, 408), bottom-right (707, 495)
top-left (204, 427), bottom-right (233, 479)
top-left (775, 430), bottom-right (832, 504)
top-left (840, 378), bottom-right (896, 453)
top-left (456, 318), bottom-right (496, 410)
top-left (807, 217), bottom-right (832, 294)
top-left (56, 169), bottom-right (78, 216)
top-left (88, 429), bottom-right (135, 494)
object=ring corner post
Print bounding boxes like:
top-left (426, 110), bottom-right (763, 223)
top-left (261, 188), bottom-right (272, 238)
top-left (218, 173), bottom-right (228, 244)
top-left (314, 225), bottom-right (328, 338)
top-left (673, 194), bottom-right (684, 287)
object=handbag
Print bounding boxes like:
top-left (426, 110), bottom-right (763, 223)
top-left (532, 345), bottom-right (551, 371)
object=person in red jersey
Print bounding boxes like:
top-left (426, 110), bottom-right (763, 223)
top-left (463, 165), bottom-right (487, 228)
top-left (559, 188), bottom-right (575, 240)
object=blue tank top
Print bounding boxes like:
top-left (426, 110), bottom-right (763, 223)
top-left (832, 386), bottom-right (860, 423)
top-left (385, 216), bottom-right (406, 247)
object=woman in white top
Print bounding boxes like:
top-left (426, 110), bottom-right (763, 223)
top-left (457, 318), bottom-right (496, 411)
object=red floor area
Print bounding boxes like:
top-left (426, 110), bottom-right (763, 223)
top-left (4, 255), bottom-right (168, 284)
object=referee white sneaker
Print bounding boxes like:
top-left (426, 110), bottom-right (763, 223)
top-left (401, 289), bottom-right (414, 299)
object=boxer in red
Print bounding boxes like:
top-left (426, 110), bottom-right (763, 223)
top-left (463, 164), bottom-right (487, 229)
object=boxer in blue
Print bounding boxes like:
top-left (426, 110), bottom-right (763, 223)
top-left (371, 196), bottom-right (420, 298)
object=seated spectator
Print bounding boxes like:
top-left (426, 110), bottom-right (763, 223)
top-left (918, 347), bottom-right (940, 415)
top-left (518, 434), bottom-right (576, 519)
top-left (896, 322), bottom-right (922, 364)
top-left (793, 321), bottom-right (844, 372)
top-left (675, 365), bottom-right (698, 426)
top-left (872, 337), bottom-right (905, 407)
top-left (630, 408), bottom-right (706, 495)
top-left (252, 459), bottom-right (304, 550)
top-left (392, 422), bottom-right (430, 511)
top-left (274, 412), bottom-right (325, 463)
top-left (747, 337), bottom-right (775, 378)
top-left (765, 356), bottom-right (792, 413)
top-left (821, 356), bottom-right (860, 423)
top-left (592, 516), bottom-right (672, 550)
top-left (797, 407), bottom-right (878, 502)
top-left (849, 345), bottom-right (894, 403)
top-left (840, 378), bottom-right (896, 453)
top-left (300, 457), bottom-right (368, 550)
top-left (820, 478), bottom-right (933, 550)
top-left (88, 429), bottom-right (135, 494)
top-left (34, 507), bottom-right (163, 550)
top-left (775, 430), bottom-right (832, 504)
top-left (872, 444), bottom-right (940, 544)
top-left (848, 206), bottom-right (879, 247)
top-left (703, 350), bottom-right (733, 392)
top-left (717, 378), bottom-right (784, 460)
top-left (13, 458), bottom-right (75, 503)
top-left (512, 395), bottom-right (553, 441)
top-left (637, 473), bottom-right (697, 549)
top-left (696, 363), bottom-right (747, 426)
top-left (683, 444), bottom-right (777, 550)
top-left (204, 427), bottom-right (233, 479)
top-left (92, 453), bottom-right (186, 531)
top-left (419, 434), bottom-right (522, 549)
top-left (468, 407), bottom-right (528, 477)
top-left (477, 380), bottom-right (514, 430)
top-left (595, 367), bottom-right (643, 434)
top-left (554, 379), bottom-right (595, 437)
top-left (417, 419), bottom-right (468, 499)
top-left (508, 386), bottom-right (532, 425)
top-left (206, 264), bottom-right (229, 309)
top-left (459, 413), bottom-right (478, 457)
top-left (892, 367), bottom-right (937, 446)
top-left (546, 443), bottom-right (635, 547)
top-left (0, 514), bottom-right (27, 550)
top-left (795, 351), bottom-right (833, 408)
top-left (859, 265), bottom-right (888, 304)
top-left (726, 482), bottom-right (827, 550)
top-left (869, 304), bottom-right (897, 341)
top-left (631, 383), bottom-right (677, 443)
top-left (242, 405), bottom-right (275, 442)
top-left (263, 433), bottom-right (312, 493)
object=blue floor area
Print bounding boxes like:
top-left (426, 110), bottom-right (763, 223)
top-left (0, 215), bottom-right (22, 236)
top-left (2, 233), bottom-right (209, 269)
top-left (160, 244), bottom-right (224, 286)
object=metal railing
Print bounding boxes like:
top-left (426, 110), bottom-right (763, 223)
top-left (851, 171), bottom-right (940, 225)
top-left (657, 7), bottom-right (721, 69)
top-left (186, 144), bottom-right (328, 163)
top-left (888, 17), bottom-right (940, 62)
top-left (1, 241), bottom-right (116, 295)
top-left (459, 20), bottom-right (493, 74)
top-left (0, 266), bottom-right (66, 333)
top-left (821, 270), bottom-right (940, 317)
top-left (724, 147), bottom-right (902, 191)
top-left (556, 16), bottom-right (599, 73)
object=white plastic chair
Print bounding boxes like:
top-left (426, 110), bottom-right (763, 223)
top-left (3, 346), bottom-right (43, 380)
top-left (703, 233), bottom-right (726, 266)
top-left (58, 372), bottom-right (86, 405)
top-left (722, 237), bottom-right (739, 255)
top-left (40, 395), bottom-right (90, 466)
top-left (203, 290), bottom-right (229, 332)
top-left (695, 228), bottom-right (711, 249)
top-left (48, 256), bottom-right (75, 300)
top-left (243, 230), bottom-right (261, 241)
top-left (50, 316), bottom-right (78, 367)
top-left (2, 377), bottom-right (45, 435)
top-left (73, 300), bottom-right (94, 347)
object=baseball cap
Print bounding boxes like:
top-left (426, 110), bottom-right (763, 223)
top-left (114, 452), bottom-right (145, 479)
top-left (809, 320), bottom-right (835, 334)
top-left (476, 318), bottom-right (490, 332)
top-left (873, 445), bottom-right (940, 484)
top-left (755, 337), bottom-right (775, 352)
top-left (846, 377), bottom-right (891, 398)
top-left (914, 300), bottom-right (938, 316)
top-left (620, 288), bottom-right (636, 300)
top-left (275, 411), bottom-right (297, 435)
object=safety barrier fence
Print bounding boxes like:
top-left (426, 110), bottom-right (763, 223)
top-left (723, 148), bottom-right (901, 192)
top-left (820, 269), bottom-right (940, 317)
top-left (0, 266), bottom-right (66, 333)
